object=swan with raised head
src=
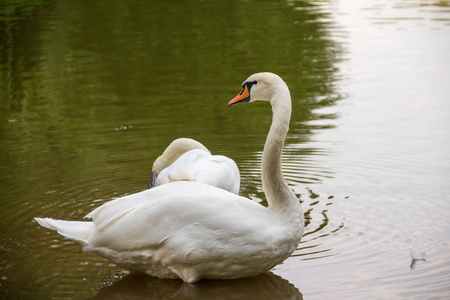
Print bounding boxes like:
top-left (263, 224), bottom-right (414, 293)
top-left (148, 138), bottom-right (240, 194)
top-left (35, 72), bottom-right (304, 283)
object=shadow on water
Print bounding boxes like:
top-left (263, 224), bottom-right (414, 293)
top-left (87, 272), bottom-right (302, 300)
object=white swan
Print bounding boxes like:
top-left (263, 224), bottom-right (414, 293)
top-left (148, 138), bottom-right (240, 194)
top-left (35, 72), bottom-right (304, 283)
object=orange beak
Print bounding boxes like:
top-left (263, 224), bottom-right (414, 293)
top-left (228, 84), bottom-right (250, 107)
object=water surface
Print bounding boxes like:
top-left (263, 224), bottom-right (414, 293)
top-left (1, 0), bottom-right (449, 299)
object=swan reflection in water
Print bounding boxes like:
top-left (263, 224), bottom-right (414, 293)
top-left (87, 272), bottom-right (302, 300)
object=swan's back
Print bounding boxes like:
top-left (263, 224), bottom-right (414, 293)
top-left (86, 182), bottom-right (268, 249)
top-left (155, 149), bottom-right (240, 194)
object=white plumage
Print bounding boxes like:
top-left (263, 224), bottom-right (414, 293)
top-left (149, 138), bottom-right (240, 194)
top-left (35, 72), bottom-right (304, 283)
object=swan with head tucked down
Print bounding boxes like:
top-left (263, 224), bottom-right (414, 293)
top-left (34, 72), bottom-right (304, 283)
top-left (148, 138), bottom-right (240, 194)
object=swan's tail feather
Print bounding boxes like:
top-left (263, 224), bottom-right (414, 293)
top-left (35, 217), bottom-right (94, 245)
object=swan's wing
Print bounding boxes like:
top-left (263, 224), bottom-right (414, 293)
top-left (85, 182), bottom-right (271, 254)
top-left (191, 155), bottom-right (240, 194)
top-left (155, 149), bottom-right (209, 185)
top-left (156, 149), bottom-right (240, 194)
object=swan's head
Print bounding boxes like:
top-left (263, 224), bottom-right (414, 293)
top-left (228, 72), bottom-right (287, 107)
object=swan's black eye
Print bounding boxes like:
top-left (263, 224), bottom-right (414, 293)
top-left (245, 80), bottom-right (258, 90)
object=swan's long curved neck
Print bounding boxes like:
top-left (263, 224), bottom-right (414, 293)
top-left (262, 88), bottom-right (298, 215)
top-left (153, 138), bottom-right (208, 174)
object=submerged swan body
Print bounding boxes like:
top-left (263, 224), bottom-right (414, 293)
top-left (35, 72), bottom-right (304, 283)
top-left (149, 138), bottom-right (240, 194)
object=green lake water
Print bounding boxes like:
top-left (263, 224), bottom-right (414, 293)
top-left (1, 0), bottom-right (449, 299)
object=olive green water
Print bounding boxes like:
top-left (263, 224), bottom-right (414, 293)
top-left (1, 0), bottom-right (449, 299)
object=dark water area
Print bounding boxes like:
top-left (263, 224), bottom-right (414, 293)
top-left (1, 0), bottom-right (449, 299)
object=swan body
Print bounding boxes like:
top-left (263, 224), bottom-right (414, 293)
top-left (149, 138), bottom-right (240, 194)
top-left (35, 72), bottom-right (304, 282)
